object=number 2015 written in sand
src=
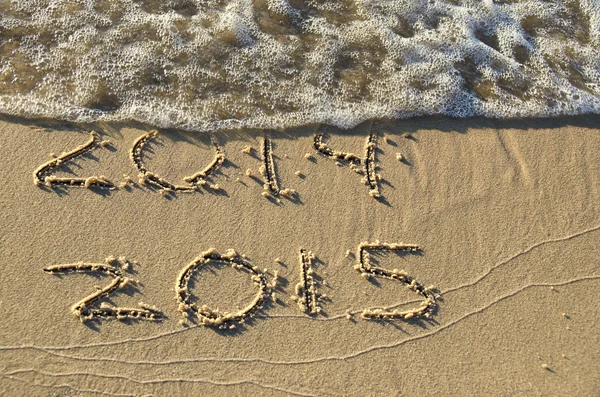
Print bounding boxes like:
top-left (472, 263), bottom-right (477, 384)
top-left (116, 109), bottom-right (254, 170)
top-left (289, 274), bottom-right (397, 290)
top-left (44, 243), bottom-right (439, 330)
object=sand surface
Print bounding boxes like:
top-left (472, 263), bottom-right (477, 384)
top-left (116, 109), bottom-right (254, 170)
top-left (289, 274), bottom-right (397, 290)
top-left (0, 115), bottom-right (599, 396)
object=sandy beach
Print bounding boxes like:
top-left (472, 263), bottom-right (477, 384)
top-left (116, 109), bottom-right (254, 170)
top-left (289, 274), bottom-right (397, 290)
top-left (0, 114), bottom-right (598, 395)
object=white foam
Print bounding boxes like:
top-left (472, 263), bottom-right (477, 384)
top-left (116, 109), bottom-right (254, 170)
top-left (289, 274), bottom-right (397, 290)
top-left (0, 0), bottom-right (599, 132)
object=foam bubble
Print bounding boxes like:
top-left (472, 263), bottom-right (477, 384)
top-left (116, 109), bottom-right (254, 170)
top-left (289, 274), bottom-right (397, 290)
top-left (0, 0), bottom-right (599, 132)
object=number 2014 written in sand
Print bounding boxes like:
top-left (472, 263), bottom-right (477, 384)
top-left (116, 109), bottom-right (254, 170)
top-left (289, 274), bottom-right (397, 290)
top-left (33, 129), bottom-right (391, 199)
top-left (36, 130), bottom-right (437, 330)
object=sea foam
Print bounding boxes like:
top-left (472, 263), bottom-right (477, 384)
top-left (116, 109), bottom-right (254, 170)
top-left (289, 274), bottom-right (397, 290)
top-left (0, 0), bottom-right (599, 132)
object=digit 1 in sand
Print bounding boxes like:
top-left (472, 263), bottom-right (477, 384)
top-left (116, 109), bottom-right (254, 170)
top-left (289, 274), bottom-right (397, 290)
top-left (293, 248), bottom-right (322, 315)
top-left (260, 135), bottom-right (297, 199)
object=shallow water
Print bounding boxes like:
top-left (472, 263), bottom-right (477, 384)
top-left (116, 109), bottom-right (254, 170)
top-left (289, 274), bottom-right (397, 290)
top-left (0, 0), bottom-right (599, 132)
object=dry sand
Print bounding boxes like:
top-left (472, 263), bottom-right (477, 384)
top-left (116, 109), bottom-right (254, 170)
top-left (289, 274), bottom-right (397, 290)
top-left (0, 115), bottom-right (599, 396)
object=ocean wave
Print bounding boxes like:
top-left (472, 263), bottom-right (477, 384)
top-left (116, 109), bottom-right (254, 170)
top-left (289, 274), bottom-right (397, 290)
top-left (1, 0), bottom-right (599, 131)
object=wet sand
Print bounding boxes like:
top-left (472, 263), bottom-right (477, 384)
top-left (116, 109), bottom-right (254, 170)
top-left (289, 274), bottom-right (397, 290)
top-left (0, 115), bottom-right (599, 396)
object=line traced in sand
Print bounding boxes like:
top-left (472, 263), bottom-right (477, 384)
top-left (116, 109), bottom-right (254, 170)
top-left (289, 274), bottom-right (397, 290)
top-left (0, 368), bottom-right (324, 397)
top-left (7, 275), bottom-right (598, 370)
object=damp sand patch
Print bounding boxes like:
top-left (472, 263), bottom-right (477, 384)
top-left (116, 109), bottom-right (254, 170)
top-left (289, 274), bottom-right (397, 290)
top-left (1, 116), bottom-right (600, 396)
